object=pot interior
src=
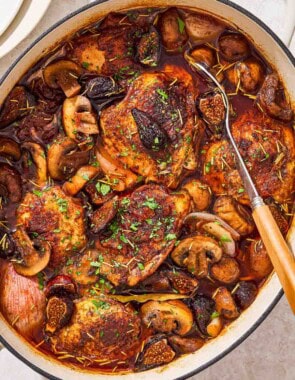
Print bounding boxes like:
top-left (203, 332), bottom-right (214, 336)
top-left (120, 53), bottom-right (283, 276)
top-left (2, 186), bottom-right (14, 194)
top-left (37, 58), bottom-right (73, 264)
top-left (0, 1), bottom-right (294, 379)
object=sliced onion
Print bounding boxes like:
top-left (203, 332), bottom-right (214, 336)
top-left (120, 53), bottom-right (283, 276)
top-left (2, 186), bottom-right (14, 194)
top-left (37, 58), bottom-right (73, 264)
top-left (184, 212), bottom-right (240, 241)
top-left (109, 293), bottom-right (189, 303)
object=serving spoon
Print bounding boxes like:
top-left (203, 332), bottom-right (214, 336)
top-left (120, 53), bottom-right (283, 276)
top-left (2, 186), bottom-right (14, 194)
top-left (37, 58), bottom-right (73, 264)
top-left (185, 54), bottom-right (295, 314)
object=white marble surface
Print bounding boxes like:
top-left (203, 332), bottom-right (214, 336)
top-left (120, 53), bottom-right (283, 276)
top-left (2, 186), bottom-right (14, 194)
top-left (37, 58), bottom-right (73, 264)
top-left (0, 1), bottom-right (294, 379)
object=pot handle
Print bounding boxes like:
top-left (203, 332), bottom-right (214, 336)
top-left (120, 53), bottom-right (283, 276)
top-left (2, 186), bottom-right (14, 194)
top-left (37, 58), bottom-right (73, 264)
top-left (285, 0), bottom-right (295, 45)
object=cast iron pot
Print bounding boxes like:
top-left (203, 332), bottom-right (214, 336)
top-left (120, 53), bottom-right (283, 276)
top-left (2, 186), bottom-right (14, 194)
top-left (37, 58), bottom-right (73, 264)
top-left (0, 1), bottom-right (294, 379)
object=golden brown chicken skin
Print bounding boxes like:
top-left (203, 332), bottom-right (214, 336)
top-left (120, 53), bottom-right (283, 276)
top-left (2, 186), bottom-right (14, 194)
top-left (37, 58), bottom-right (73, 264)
top-left (99, 65), bottom-right (201, 189)
top-left (202, 110), bottom-right (295, 204)
top-left (15, 186), bottom-right (87, 268)
top-left (90, 184), bottom-right (191, 287)
top-left (70, 25), bottom-right (141, 77)
top-left (50, 297), bottom-right (141, 361)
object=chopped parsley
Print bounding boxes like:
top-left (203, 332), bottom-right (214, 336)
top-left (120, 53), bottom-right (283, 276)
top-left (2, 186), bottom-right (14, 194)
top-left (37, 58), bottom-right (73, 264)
top-left (142, 197), bottom-right (159, 210)
top-left (177, 17), bottom-right (185, 34)
top-left (91, 300), bottom-right (110, 310)
top-left (82, 61), bottom-right (90, 69)
top-left (165, 233), bottom-right (177, 241)
top-left (33, 189), bottom-right (43, 197)
top-left (138, 262), bottom-right (145, 271)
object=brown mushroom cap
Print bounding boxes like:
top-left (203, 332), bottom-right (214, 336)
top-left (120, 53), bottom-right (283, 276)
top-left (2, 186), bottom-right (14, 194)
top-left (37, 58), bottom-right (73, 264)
top-left (171, 236), bottom-right (222, 278)
top-left (218, 32), bottom-right (250, 62)
top-left (249, 238), bottom-right (273, 278)
top-left (47, 136), bottom-right (90, 180)
top-left (43, 60), bottom-right (82, 97)
top-left (13, 228), bottom-right (51, 276)
top-left (0, 163), bottom-right (22, 203)
top-left (0, 137), bottom-right (21, 160)
top-left (22, 142), bottom-right (47, 186)
top-left (62, 95), bottom-right (99, 142)
top-left (168, 335), bottom-right (204, 353)
top-left (141, 300), bottom-right (193, 336)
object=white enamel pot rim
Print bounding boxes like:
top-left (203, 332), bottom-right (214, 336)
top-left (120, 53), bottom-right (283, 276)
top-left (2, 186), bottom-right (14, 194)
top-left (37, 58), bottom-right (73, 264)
top-left (0, 1), bottom-right (294, 379)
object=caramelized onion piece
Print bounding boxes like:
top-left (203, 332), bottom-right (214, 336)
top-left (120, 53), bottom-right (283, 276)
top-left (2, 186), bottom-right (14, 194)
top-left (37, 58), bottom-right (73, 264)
top-left (0, 137), bottom-right (21, 160)
top-left (13, 228), bottom-right (51, 276)
top-left (141, 300), bottom-right (193, 335)
top-left (136, 336), bottom-right (175, 371)
top-left (185, 212), bottom-right (240, 240)
top-left (227, 58), bottom-right (265, 93)
top-left (95, 144), bottom-right (138, 191)
top-left (110, 293), bottom-right (189, 303)
top-left (22, 142), bottom-right (47, 186)
top-left (168, 335), bottom-right (204, 353)
top-left (0, 163), bottom-right (22, 203)
top-left (206, 316), bottom-right (223, 337)
top-left (43, 60), bottom-right (82, 97)
top-left (62, 165), bottom-right (101, 196)
top-left (201, 222), bottom-right (236, 257)
top-left (0, 261), bottom-right (46, 339)
top-left (45, 295), bottom-right (74, 334)
top-left (190, 45), bottom-right (216, 68)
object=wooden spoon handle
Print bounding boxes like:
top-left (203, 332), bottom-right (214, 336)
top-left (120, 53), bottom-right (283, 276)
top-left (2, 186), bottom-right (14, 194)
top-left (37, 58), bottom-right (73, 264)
top-left (252, 205), bottom-right (295, 314)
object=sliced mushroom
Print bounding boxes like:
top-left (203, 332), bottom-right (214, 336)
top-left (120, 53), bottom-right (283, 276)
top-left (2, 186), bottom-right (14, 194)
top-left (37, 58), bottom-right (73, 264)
top-left (0, 137), bottom-right (21, 160)
top-left (218, 32), bottom-right (250, 62)
top-left (184, 12), bottom-right (224, 42)
top-left (191, 295), bottom-right (216, 336)
top-left (213, 196), bottom-right (254, 236)
top-left (47, 136), bottom-right (90, 180)
top-left (197, 91), bottom-right (225, 126)
top-left (233, 281), bottom-right (257, 310)
top-left (141, 300), bottom-right (193, 336)
top-left (45, 275), bottom-right (77, 298)
top-left (135, 335), bottom-right (175, 371)
top-left (43, 60), bottom-right (82, 97)
top-left (182, 179), bottom-right (211, 211)
top-left (22, 142), bottom-right (47, 186)
top-left (159, 8), bottom-right (188, 52)
top-left (12, 228), bottom-right (51, 276)
top-left (131, 108), bottom-right (168, 150)
top-left (257, 73), bottom-right (293, 121)
top-left (62, 165), bottom-right (101, 196)
top-left (0, 163), bottom-right (22, 203)
top-left (211, 257), bottom-right (240, 284)
top-left (137, 26), bottom-right (161, 67)
top-left (90, 196), bottom-right (118, 233)
top-left (0, 86), bottom-right (35, 128)
top-left (201, 222), bottom-right (236, 257)
top-left (206, 315), bottom-right (223, 337)
top-left (95, 144), bottom-right (138, 192)
top-left (168, 335), bottom-right (204, 353)
top-left (226, 58), bottom-right (264, 93)
top-left (45, 295), bottom-right (74, 334)
top-left (62, 95), bottom-right (99, 141)
top-left (213, 287), bottom-right (239, 319)
top-left (249, 238), bottom-right (273, 278)
top-left (171, 236), bottom-right (222, 278)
